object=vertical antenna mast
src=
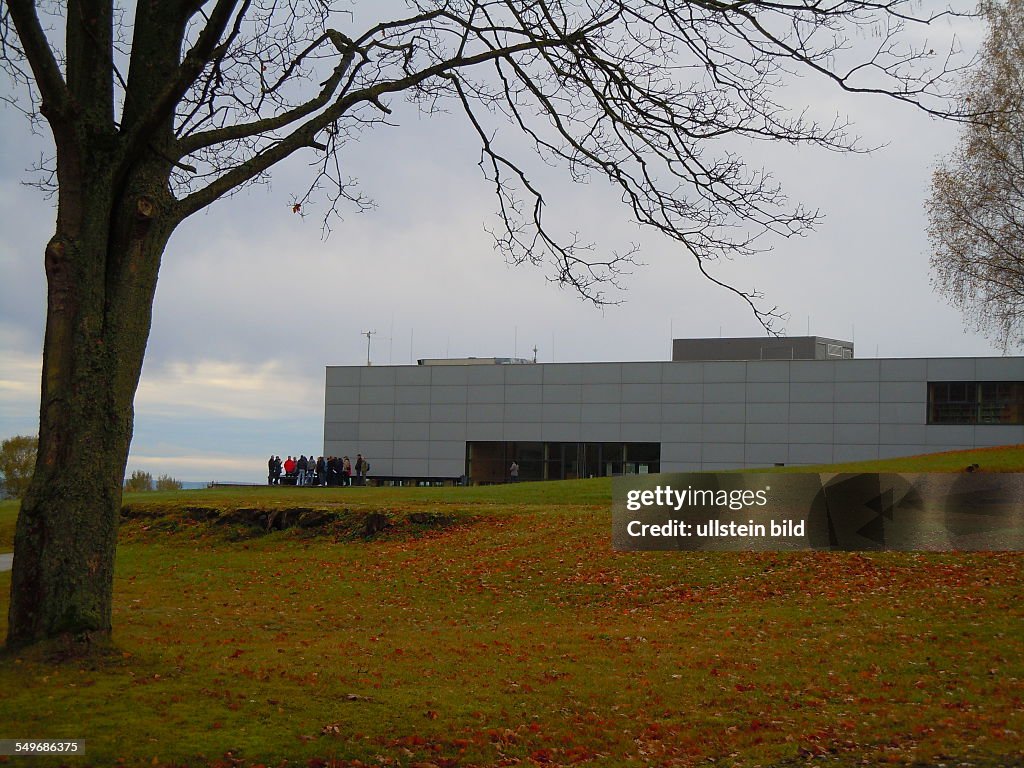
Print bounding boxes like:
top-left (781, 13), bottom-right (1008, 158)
top-left (361, 330), bottom-right (376, 366)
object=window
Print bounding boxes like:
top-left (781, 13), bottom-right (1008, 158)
top-left (928, 381), bottom-right (1024, 425)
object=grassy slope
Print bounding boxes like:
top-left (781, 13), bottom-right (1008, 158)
top-left (0, 447), bottom-right (1020, 767)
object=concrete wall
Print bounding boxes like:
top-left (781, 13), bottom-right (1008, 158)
top-left (323, 357), bottom-right (1024, 477)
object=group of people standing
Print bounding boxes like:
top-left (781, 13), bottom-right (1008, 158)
top-left (266, 453), bottom-right (369, 487)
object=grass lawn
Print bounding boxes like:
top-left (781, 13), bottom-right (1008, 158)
top-left (0, 447), bottom-right (1021, 767)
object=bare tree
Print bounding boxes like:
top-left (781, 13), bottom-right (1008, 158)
top-left (928, 0), bottom-right (1024, 350)
top-left (2, 0), bottom-right (967, 648)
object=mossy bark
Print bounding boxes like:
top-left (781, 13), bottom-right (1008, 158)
top-left (6, 156), bottom-right (176, 648)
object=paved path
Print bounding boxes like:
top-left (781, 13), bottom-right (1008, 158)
top-left (0, 553), bottom-right (12, 572)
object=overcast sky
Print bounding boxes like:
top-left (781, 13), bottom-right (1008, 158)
top-left (0, 5), bottom-right (1001, 483)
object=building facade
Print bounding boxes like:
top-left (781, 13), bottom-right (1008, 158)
top-left (323, 347), bottom-right (1024, 484)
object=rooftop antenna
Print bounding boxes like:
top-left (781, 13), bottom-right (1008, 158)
top-left (532, 344), bottom-right (538, 363)
top-left (361, 330), bottom-right (376, 366)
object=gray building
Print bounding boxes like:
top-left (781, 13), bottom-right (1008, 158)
top-left (323, 343), bottom-right (1024, 484)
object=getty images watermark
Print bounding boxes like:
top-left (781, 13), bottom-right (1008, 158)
top-left (613, 472), bottom-right (1024, 552)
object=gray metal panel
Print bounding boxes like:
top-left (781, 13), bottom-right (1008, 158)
top-left (430, 385), bottom-right (468, 404)
top-left (358, 422), bottom-right (395, 441)
top-left (702, 461), bottom-right (746, 471)
top-left (662, 363), bottom-right (704, 383)
top-left (620, 362), bottom-right (663, 383)
top-left (622, 383), bottom-right (662, 403)
top-left (662, 460), bottom-right (702, 472)
top-left (504, 423), bottom-right (544, 441)
top-left (542, 402), bottom-right (582, 422)
top-left (393, 440), bottom-right (430, 459)
top-left (789, 443), bottom-right (833, 464)
top-left (660, 442), bottom-right (702, 463)
top-left (621, 423), bottom-right (661, 441)
top-left (976, 358), bottom-right (1024, 379)
top-left (504, 365), bottom-right (544, 384)
top-left (466, 422), bottom-right (504, 441)
top-left (429, 457), bottom-right (465, 477)
top-left (702, 403), bottom-right (746, 423)
top-left (429, 441), bottom-right (467, 460)
top-left (835, 402), bottom-right (880, 423)
top-left (880, 381), bottom-right (923, 402)
top-left (360, 367), bottom-right (396, 386)
top-left (975, 425), bottom-right (1024, 445)
top-left (924, 425), bottom-right (976, 445)
top-left (395, 422), bottom-right (430, 441)
top-left (835, 423), bottom-right (880, 444)
top-left (359, 386), bottom-right (397, 405)
top-left (579, 363), bottom-right (623, 383)
top-left (353, 440), bottom-right (394, 459)
top-left (789, 403), bottom-right (833, 423)
top-left (701, 423), bottom-right (745, 442)
top-left (702, 443), bottom-right (745, 463)
top-left (926, 358), bottom-right (977, 380)
top-left (429, 403), bottom-right (467, 422)
top-left (392, 458), bottom-right (429, 476)
top-left (833, 360), bottom-right (880, 382)
top-left (878, 444), bottom-right (928, 459)
top-left (395, 403), bottom-right (432, 422)
top-left (879, 424), bottom-right (929, 444)
top-left (396, 385), bottom-right (430, 404)
top-left (542, 422), bottom-right (582, 441)
top-left (621, 403), bottom-right (661, 422)
top-left (703, 382), bottom-right (746, 403)
top-left (430, 366), bottom-right (471, 385)
top-left (790, 361), bottom-right (834, 382)
top-left (325, 367), bottom-right (362, 387)
top-left (582, 383), bottom-right (623, 403)
top-left (468, 385), bottom-right (506, 404)
top-left (325, 386), bottom-right (360, 405)
top-left (394, 366), bottom-right (432, 385)
top-left (745, 423), bottom-right (789, 443)
top-left (880, 358), bottom-right (927, 381)
top-left (430, 421), bottom-right (467, 441)
top-left (506, 384), bottom-right (543, 403)
top-left (879, 402), bottom-right (925, 424)
top-left (662, 403), bottom-right (702, 423)
top-left (324, 422), bottom-right (359, 441)
top-left (323, 440), bottom-right (349, 458)
top-left (542, 385), bottom-right (582, 403)
top-left (835, 382), bottom-right (879, 402)
top-left (790, 422), bottom-right (833, 444)
top-left (789, 382), bottom-right (835, 403)
top-left (661, 383), bottom-right (702, 402)
top-left (745, 361), bottom-right (791, 383)
top-left (661, 423), bottom-right (699, 441)
top-left (505, 403), bottom-right (543, 421)
top-left (746, 403), bottom-right (790, 423)
top-left (543, 364), bottom-right (586, 384)
top-left (745, 383), bottom-right (789, 403)
top-left (582, 403), bottom-right (621, 422)
top-left (465, 366), bottom-right (506, 385)
top-left (834, 444), bottom-right (879, 462)
top-left (580, 422), bottom-right (623, 441)
top-left (703, 362), bottom-right (747, 382)
top-left (324, 404), bottom-right (359, 422)
top-left (358, 404), bottom-right (394, 422)
top-left (468, 403), bottom-right (505, 422)
top-left (744, 443), bottom-right (789, 465)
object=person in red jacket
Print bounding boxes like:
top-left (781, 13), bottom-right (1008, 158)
top-left (284, 455), bottom-right (296, 478)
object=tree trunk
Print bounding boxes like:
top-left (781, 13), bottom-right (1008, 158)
top-left (6, 160), bottom-right (175, 649)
